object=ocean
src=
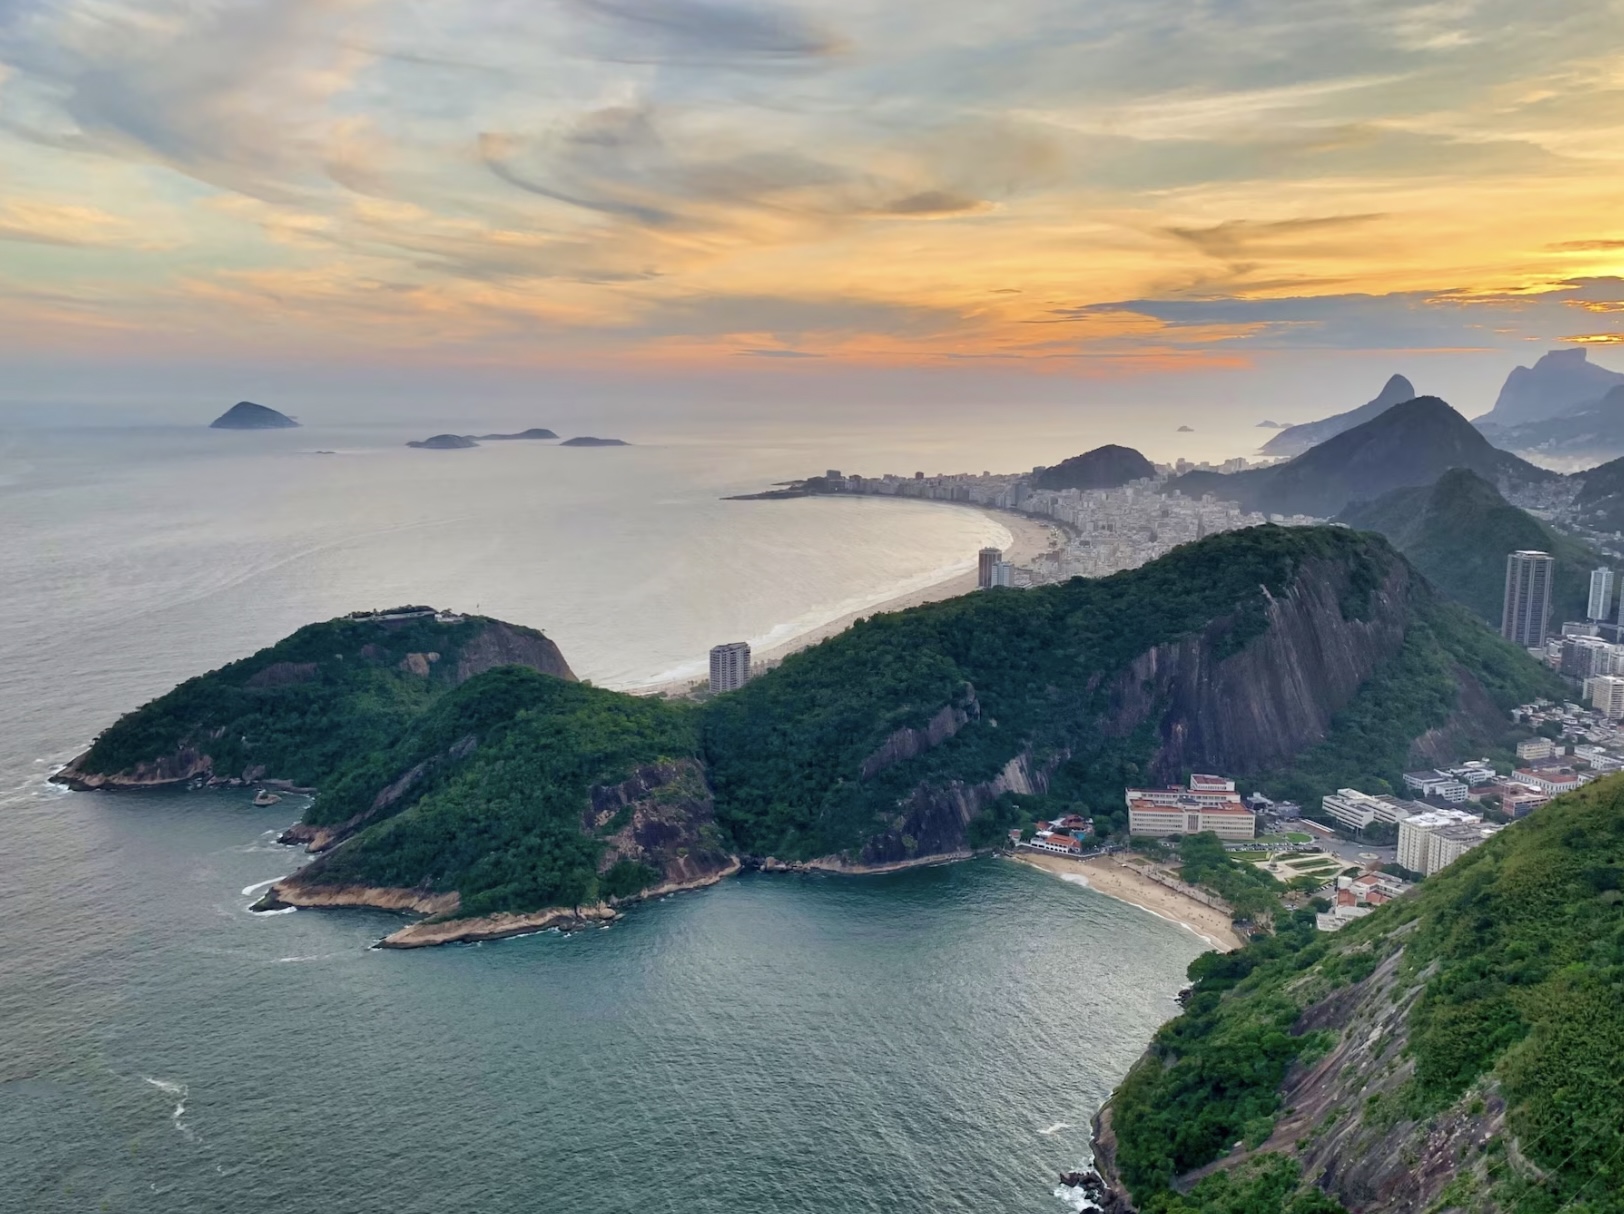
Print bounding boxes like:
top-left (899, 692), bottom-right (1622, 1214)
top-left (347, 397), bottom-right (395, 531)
top-left (0, 418), bottom-right (1207, 1212)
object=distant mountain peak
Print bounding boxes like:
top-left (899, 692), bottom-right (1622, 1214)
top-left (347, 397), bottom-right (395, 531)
top-left (1259, 373), bottom-right (1416, 458)
top-left (1376, 372), bottom-right (1415, 400)
top-left (1170, 394), bottom-right (1552, 518)
top-left (210, 401), bottom-right (298, 430)
top-left (1032, 444), bottom-right (1155, 491)
top-left (1481, 346), bottom-right (1624, 427)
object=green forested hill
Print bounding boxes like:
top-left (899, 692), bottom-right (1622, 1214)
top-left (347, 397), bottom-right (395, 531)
top-left (65, 611), bottom-right (573, 789)
top-left (62, 526), bottom-right (1557, 918)
top-left (1102, 773), bottom-right (1624, 1214)
top-left (297, 667), bottom-right (713, 917)
top-left (1338, 467), bottom-right (1602, 626)
top-left (704, 525), bottom-right (1554, 860)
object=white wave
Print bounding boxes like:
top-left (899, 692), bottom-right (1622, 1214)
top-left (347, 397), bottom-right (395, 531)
top-left (240, 876), bottom-right (286, 897)
top-left (143, 1077), bottom-right (195, 1140)
top-left (1038, 1121), bottom-right (1073, 1136)
top-left (251, 905), bottom-right (296, 916)
top-left (272, 954), bottom-right (328, 963)
top-left (1053, 1187), bottom-right (1103, 1214)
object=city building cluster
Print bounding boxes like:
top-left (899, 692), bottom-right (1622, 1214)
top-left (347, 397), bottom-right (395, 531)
top-left (1317, 869), bottom-right (1414, 932)
top-left (1125, 774), bottom-right (1257, 840)
top-left (816, 464), bottom-right (1315, 586)
top-left (1022, 813), bottom-right (1096, 855)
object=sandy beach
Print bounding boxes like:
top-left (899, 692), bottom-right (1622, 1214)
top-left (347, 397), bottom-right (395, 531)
top-left (1011, 851), bottom-right (1243, 953)
top-left (638, 504), bottom-right (1063, 695)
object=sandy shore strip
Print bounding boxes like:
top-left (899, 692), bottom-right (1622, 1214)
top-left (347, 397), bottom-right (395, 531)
top-left (1011, 852), bottom-right (1243, 953)
top-left (636, 506), bottom-right (1063, 696)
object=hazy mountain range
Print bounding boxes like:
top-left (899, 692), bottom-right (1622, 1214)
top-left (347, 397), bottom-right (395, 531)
top-left (1260, 349), bottom-right (1624, 463)
top-left (1178, 396), bottom-right (1555, 518)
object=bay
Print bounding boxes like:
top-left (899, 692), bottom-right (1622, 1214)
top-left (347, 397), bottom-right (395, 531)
top-left (0, 418), bottom-right (1204, 1211)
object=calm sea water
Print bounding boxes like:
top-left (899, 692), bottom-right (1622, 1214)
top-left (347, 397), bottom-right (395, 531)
top-left (0, 420), bottom-right (1205, 1212)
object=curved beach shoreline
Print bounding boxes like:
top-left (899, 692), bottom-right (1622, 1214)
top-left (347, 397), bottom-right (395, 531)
top-left (1011, 852), bottom-right (1243, 953)
top-left (635, 504), bottom-right (1062, 695)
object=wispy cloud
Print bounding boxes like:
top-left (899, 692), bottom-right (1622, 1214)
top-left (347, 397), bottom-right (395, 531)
top-left (1, 0), bottom-right (1623, 370)
top-left (564, 0), bottom-right (847, 64)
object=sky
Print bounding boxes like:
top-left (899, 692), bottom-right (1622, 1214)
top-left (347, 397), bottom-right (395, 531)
top-left (2, 0), bottom-right (1624, 422)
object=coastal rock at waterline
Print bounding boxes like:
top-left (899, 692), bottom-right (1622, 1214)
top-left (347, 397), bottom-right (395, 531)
top-left (54, 747), bottom-right (214, 791)
top-left (252, 879), bottom-right (460, 917)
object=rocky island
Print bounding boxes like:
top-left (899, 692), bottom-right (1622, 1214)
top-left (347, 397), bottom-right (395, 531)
top-left (476, 428), bottom-right (558, 441)
top-left (561, 436), bottom-right (629, 446)
top-left (210, 401), bottom-right (298, 429)
top-left (407, 434), bottom-right (479, 449)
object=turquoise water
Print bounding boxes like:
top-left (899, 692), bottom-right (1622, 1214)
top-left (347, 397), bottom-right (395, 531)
top-left (3, 785), bottom-right (1202, 1213)
top-left (0, 421), bottom-right (1204, 1211)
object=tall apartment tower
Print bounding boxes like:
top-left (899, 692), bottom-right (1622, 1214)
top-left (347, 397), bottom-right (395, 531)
top-left (1593, 567), bottom-right (1617, 622)
top-left (1502, 550), bottom-right (1554, 647)
top-left (978, 546), bottom-right (1003, 590)
top-left (709, 642), bottom-right (751, 694)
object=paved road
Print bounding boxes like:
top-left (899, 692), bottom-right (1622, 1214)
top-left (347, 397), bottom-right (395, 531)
top-left (1314, 836), bottom-right (1397, 867)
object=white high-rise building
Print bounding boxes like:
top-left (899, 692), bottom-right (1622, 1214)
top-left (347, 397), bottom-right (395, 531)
top-left (1594, 674), bottom-right (1624, 721)
top-left (708, 642), bottom-right (751, 694)
top-left (1398, 809), bottom-right (1500, 877)
top-left (1502, 551), bottom-right (1554, 647)
top-left (1591, 567), bottom-right (1616, 622)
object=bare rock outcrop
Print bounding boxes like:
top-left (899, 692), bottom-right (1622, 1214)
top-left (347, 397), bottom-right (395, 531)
top-left (1103, 556), bottom-right (1414, 782)
top-left (859, 687), bottom-right (979, 780)
top-left (585, 759), bottom-right (737, 892)
top-left (455, 620), bottom-right (575, 683)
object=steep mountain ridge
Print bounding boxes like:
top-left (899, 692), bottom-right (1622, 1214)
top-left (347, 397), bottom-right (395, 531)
top-left (55, 611), bottom-right (574, 791)
top-left (1477, 347), bottom-right (1624, 427)
top-left (1260, 374), bottom-right (1415, 459)
top-left (1476, 383), bottom-right (1624, 460)
top-left (1168, 398), bottom-right (1554, 518)
top-left (1095, 773), bottom-right (1624, 1214)
top-left (1337, 467), bottom-right (1604, 626)
top-left (703, 526), bottom-right (1551, 862)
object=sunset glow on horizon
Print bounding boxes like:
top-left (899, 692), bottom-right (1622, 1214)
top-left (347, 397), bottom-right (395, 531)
top-left (3, 0), bottom-right (1624, 389)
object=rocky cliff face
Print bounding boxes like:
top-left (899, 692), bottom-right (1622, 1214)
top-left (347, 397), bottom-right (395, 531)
top-left (858, 686), bottom-right (980, 780)
top-left (455, 619), bottom-right (575, 683)
top-left (585, 759), bottom-right (737, 892)
top-left (850, 751), bottom-right (1058, 867)
top-left (1093, 939), bottom-right (1508, 1214)
top-left (1107, 556), bottom-right (1412, 782)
